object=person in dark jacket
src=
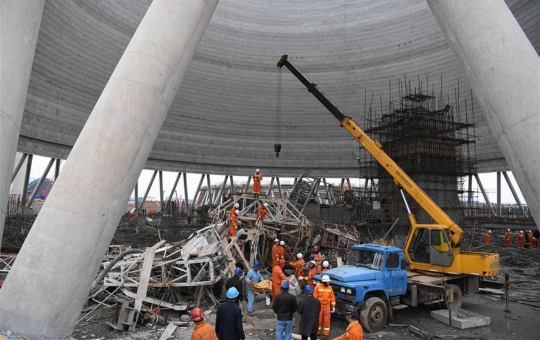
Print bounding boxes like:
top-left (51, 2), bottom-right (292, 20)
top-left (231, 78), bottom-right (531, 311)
top-left (226, 267), bottom-right (244, 305)
top-left (215, 287), bottom-right (245, 340)
top-left (297, 285), bottom-right (321, 340)
top-left (272, 280), bottom-right (298, 340)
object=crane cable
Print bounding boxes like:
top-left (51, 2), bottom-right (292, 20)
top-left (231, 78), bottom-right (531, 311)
top-left (274, 67), bottom-right (282, 157)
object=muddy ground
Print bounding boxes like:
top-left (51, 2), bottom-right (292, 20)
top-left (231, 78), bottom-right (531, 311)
top-left (1, 215), bottom-right (539, 339)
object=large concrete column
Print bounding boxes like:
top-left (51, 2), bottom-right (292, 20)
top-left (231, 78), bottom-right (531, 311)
top-left (427, 0), bottom-right (540, 226)
top-left (0, 0), bottom-right (45, 250)
top-left (0, 0), bottom-right (219, 338)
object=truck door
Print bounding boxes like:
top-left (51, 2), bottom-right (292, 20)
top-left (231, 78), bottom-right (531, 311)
top-left (384, 252), bottom-right (407, 296)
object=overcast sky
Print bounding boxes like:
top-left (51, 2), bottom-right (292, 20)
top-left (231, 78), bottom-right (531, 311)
top-left (19, 154), bottom-right (526, 205)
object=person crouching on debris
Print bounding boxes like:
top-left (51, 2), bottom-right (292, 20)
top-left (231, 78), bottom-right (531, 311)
top-left (333, 305), bottom-right (364, 340)
top-left (272, 280), bottom-right (298, 340)
top-left (255, 202), bottom-right (268, 228)
top-left (226, 268), bottom-right (244, 306)
top-left (190, 307), bottom-right (217, 340)
top-left (272, 259), bottom-right (293, 304)
top-left (215, 287), bottom-right (245, 340)
top-left (297, 285), bottom-right (321, 340)
top-left (229, 210), bottom-right (239, 238)
top-left (246, 261), bottom-right (264, 315)
top-left (484, 230), bottom-right (491, 246)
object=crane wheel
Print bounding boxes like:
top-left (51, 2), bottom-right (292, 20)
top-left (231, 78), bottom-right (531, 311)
top-left (359, 297), bottom-right (388, 333)
top-left (441, 284), bottom-right (463, 310)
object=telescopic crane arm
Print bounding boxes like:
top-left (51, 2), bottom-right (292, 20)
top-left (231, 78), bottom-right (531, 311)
top-left (277, 54), bottom-right (463, 246)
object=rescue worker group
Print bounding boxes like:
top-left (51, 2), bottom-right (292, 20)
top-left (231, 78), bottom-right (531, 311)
top-left (190, 169), bottom-right (363, 340)
top-left (483, 228), bottom-right (539, 249)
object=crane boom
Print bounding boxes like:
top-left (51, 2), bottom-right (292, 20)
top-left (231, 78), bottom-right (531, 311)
top-left (277, 54), bottom-right (499, 276)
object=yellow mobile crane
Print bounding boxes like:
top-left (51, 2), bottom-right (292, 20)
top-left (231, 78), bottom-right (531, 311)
top-left (277, 54), bottom-right (499, 277)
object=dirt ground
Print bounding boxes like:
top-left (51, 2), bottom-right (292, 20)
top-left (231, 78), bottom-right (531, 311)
top-left (1, 215), bottom-right (539, 339)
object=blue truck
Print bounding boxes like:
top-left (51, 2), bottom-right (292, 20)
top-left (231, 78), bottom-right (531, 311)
top-left (315, 243), bottom-right (485, 332)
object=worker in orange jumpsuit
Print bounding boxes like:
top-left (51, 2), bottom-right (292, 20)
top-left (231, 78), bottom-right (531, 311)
top-left (252, 168), bottom-right (263, 199)
top-left (504, 229), bottom-right (512, 247)
top-left (526, 230), bottom-right (534, 249)
top-left (255, 202), bottom-right (268, 228)
top-left (300, 260), bottom-right (317, 287)
top-left (312, 244), bottom-right (323, 273)
top-left (190, 307), bottom-right (217, 340)
top-left (314, 275), bottom-right (336, 337)
top-left (228, 210), bottom-right (239, 238)
top-left (272, 259), bottom-right (292, 303)
top-left (483, 230), bottom-right (491, 246)
top-left (230, 202), bottom-right (239, 219)
top-left (334, 306), bottom-right (364, 340)
top-left (290, 253), bottom-right (305, 280)
top-left (271, 239), bottom-right (280, 269)
top-left (517, 230), bottom-right (525, 250)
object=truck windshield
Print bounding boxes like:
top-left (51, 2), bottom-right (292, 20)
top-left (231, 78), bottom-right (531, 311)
top-left (347, 249), bottom-right (384, 270)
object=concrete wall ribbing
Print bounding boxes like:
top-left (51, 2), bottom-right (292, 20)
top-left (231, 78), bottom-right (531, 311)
top-left (0, 0), bottom-right (219, 337)
top-left (14, 0), bottom-right (540, 179)
top-left (0, 0), bottom-right (45, 248)
top-left (428, 0), bottom-right (540, 227)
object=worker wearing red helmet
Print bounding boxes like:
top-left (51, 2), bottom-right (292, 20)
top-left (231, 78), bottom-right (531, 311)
top-left (272, 259), bottom-right (293, 304)
top-left (190, 307), bottom-right (217, 340)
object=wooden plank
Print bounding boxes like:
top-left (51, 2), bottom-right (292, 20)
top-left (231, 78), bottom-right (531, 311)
top-left (158, 323), bottom-right (177, 340)
top-left (134, 240), bottom-right (166, 312)
top-left (233, 242), bottom-right (251, 270)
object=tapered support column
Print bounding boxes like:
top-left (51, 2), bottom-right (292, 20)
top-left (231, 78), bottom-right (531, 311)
top-left (0, 0), bottom-right (219, 338)
top-left (0, 0), bottom-right (45, 249)
top-left (428, 0), bottom-right (540, 226)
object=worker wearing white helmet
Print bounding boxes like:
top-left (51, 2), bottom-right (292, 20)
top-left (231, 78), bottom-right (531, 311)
top-left (518, 230), bottom-right (526, 249)
top-left (229, 202), bottom-right (239, 221)
top-left (505, 229), bottom-right (512, 247)
top-left (256, 202), bottom-right (268, 228)
top-left (228, 206), bottom-right (239, 238)
top-left (271, 238), bottom-right (284, 268)
top-left (290, 253), bottom-right (305, 280)
top-left (252, 168), bottom-right (263, 199)
top-left (314, 274), bottom-right (336, 337)
top-left (483, 230), bottom-right (491, 246)
top-left (321, 260), bottom-right (330, 273)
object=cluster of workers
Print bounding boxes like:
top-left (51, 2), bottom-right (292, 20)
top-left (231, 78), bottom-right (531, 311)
top-left (190, 261), bottom-right (363, 340)
top-left (483, 228), bottom-right (540, 249)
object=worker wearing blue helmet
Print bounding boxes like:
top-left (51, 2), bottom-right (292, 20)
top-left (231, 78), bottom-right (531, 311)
top-left (226, 267), bottom-right (244, 306)
top-left (216, 287), bottom-right (245, 340)
top-left (245, 260), bottom-right (264, 314)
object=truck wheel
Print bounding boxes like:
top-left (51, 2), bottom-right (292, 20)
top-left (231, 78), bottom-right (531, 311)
top-left (441, 284), bottom-right (463, 310)
top-left (359, 297), bottom-right (388, 332)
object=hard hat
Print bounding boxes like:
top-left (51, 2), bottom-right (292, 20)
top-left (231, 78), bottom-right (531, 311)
top-left (304, 285), bottom-right (313, 295)
top-left (322, 260), bottom-right (330, 268)
top-left (309, 260), bottom-right (316, 266)
top-left (234, 268), bottom-right (242, 276)
top-left (253, 261), bottom-right (261, 268)
top-left (343, 304), bottom-right (356, 317)
top-left (226, 287), bottom-right (239, 299)
top-left (280, 241), bottom-right (285, 246)
top-left (488, 230), bottom-right (492, 233)
top-left (274, 239), bottom-right (279, 243)
top-left (235, 203), bottom-right (239, 208)
top-left (264, 203), bottom-right (268, 207)
top-left (507, 229), bottom-right (511, 231)
top-left (278, 259), bottom-right (285, 266)
top-left (313, 244), bottom-right (319, 251)
top-left (256, 168), bottom-right (260, 172)
top-left (296, 253), bottom-right (303, 259)
top-left (309, 254), bottom-right (315, 260)
top-left (235, 210), bottom-right (239, 214)
top-left (321, 275), bottom-right (331, 283)
top-left (520, 230), bottom-right (524, 233)
top-left (281, 280), bottom-right (290, 289)
top-left (190, 307), bottom-right (204, 322)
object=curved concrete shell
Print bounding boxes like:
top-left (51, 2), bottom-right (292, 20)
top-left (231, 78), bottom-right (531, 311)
top-left (17, 0), bottom-right (539, 178)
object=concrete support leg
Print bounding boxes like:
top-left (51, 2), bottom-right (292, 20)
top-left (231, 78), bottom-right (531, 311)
top-left (0, 0), bottom-right (45, 249)
top-left (0, 0), bottom-right (219, 338)
top-left (427, 0), bottom-right (540, 226)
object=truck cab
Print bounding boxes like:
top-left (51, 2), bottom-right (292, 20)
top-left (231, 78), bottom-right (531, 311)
top-left (314, 244), bottom-right (407, 332)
